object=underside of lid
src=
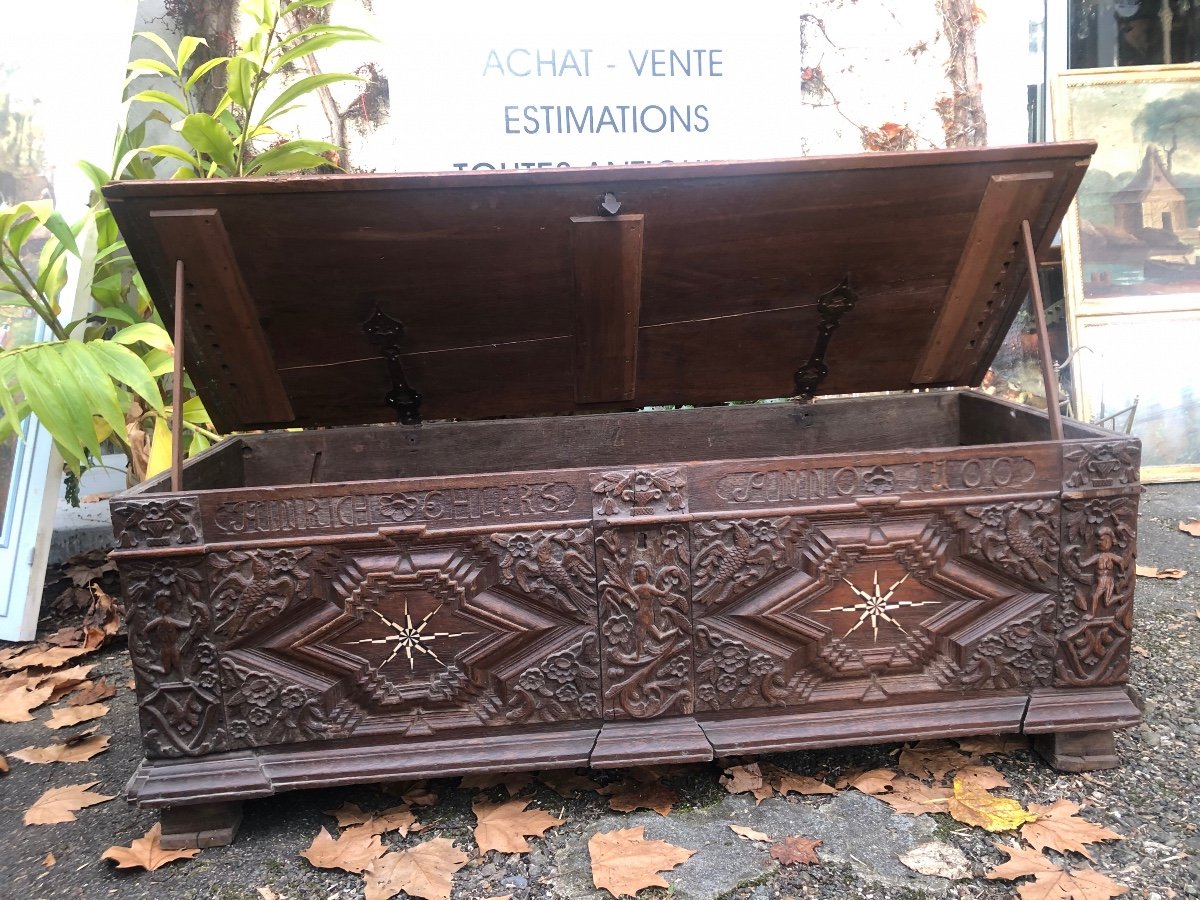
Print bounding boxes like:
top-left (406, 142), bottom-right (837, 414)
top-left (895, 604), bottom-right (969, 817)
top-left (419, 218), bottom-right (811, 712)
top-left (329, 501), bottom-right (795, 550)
top-left (102, 142), bottom-right (1093, 433)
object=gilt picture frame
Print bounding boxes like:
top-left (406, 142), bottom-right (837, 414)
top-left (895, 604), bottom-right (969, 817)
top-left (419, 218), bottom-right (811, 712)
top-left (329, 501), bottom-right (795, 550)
top-left (1054, 64), bottom-right (1200, 481)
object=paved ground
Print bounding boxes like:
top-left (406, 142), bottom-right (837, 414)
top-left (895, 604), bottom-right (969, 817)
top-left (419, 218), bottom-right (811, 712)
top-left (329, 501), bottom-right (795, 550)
top-left (1, 483), bottom-right (1197, 900)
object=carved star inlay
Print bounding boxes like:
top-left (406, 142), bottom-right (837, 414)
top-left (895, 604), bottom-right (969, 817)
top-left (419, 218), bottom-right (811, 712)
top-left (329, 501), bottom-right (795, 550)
top-left (342, 598), bottom-right (476, 672)
top-left (817, 570), bottom-right (943, 642)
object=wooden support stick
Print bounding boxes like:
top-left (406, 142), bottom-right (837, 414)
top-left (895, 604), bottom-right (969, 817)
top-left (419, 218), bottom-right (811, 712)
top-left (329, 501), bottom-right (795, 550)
top-left (1020, 219), bottom-right (1064, 442)
top-left (172, 259), bottom-right (185, 493)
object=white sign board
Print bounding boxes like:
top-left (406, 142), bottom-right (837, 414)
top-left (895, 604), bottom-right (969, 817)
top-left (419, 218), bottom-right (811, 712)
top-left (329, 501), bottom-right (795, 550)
top-left (378, 2), bottom-right (809, 172)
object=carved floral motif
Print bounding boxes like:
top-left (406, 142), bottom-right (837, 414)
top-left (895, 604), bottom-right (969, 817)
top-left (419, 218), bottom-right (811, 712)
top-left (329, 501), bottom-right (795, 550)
top-left (505, 633), bottom-right (602, 723)
top-left (219, 655), bottom-right (359, 748)
top-left (123, 559), bottom-right (224, 757)
top-left (692, 626), bottom-right (811, 711)
top-left (1063, 442), bottom-right (1140, 490)
top-left (111, 497), bottom-right (201, 548)
top-left (596, 525), bottom-right (693, 719)
top-left (956, 599), bottom-right (1058, 690)
top-left (1057, 495), bottom-right (1138, 686)
top-left (692, 517), bottom-right (802, 607)
top-left (591, 468), bottom-right (687, 518)
top-left (485, 528), bottom-right (596, 613)
top-left (957, 500), bottom-right (1059, 585)
top-left (208, 548), bottom-right (317, 646)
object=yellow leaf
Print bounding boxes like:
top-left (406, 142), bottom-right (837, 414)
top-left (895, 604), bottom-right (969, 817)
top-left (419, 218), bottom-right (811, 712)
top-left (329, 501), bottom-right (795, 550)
top-left (146, 415), bottom-right (173, 479)
top-left (946, 779), bottom-right (1037, 832)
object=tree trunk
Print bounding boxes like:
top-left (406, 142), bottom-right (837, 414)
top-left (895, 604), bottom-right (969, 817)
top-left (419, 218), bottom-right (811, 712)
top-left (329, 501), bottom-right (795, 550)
top-left (939, 0), bottom-right (989, 147)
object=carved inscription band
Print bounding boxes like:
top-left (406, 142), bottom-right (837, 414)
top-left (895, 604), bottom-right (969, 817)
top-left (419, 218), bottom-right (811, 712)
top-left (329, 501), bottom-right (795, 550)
top-left (714, 456), bottom-right (1038, 504)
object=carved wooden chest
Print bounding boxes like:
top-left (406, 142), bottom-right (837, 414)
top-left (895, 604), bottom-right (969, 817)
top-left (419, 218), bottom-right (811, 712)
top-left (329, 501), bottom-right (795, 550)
top-left (104, 143), bottom-right (1142, 848)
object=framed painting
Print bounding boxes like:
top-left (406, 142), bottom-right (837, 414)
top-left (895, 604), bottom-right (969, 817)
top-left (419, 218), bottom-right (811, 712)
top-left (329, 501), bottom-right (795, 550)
top-left (1054, 64), bottom-right (1200, 481)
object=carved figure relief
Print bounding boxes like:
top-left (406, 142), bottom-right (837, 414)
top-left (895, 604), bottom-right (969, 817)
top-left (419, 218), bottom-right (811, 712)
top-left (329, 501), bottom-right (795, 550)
top-left (1063, 441), bottom-right (1140, 490)
top-left (122, 559), bottom-right (225, 757)
top-left (692, 517), bottom-right (803, 607)
top-left (111, 497), bottom-right (201, 548)
top-left (1057, 495), bottom-right (1138, 686)
top-left (485, 528), bottom-right (596, 614)
top-left (208, 547), bottom-right (319, 646)
top-left (591, 468), bottom-right (688, 518)
top-left (956, 500), bottom-right (1059, 587)
top-left (596, 525), bottom-right (693, 719)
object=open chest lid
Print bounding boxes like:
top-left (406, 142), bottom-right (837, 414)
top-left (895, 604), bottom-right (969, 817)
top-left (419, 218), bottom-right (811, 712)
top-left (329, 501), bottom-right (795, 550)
top-left (103, 142), bottom-right (1093, 433)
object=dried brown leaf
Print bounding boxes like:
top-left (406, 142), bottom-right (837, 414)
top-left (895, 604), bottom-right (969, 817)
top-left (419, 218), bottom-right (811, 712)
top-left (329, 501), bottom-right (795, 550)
top-left (720, 763), bottom-right (774, 804)
top-left (102, 823), bottom-right (201, 870)
top-left (588, 826), bottom-right (695, 898)
top-left (986, 843), bottom-right (1129, 899)
top-left (299, 826), bottom-right (385, 873)
top-left (897, 841), bottom-right (971, 879)
top-left (323, 802), bottom-right (417, 837)
top-left (460, 771), bottom-right (533, 797)
top-left (472, 799), bottom-right (564, 854)
top-left (763, 763), bottom-right (836, 796)
top-left (954, 764), bottom-right (1010, 792)
top-left (769, 835), bottom-right (822, 865)
top-left (946, 779), bottom-right (1036, 832)
top-left (1179, 519), bottom-right (1200, 537)
top-left (847, 768), bottom-right (897, 795)
top-left (1135, 565), bottom-right (1187, 579)
top-left (876, 777), bottom-right (952, 816)
top-left (42, 665), bottom-right (98, 701)
top-left (0, 754), bottom-right (7, 775)
top-left (0, 645), bottom-right (91, 671)
top-left (66, 678), bottom-right (117, 706)
top-left (0, 681), bottom-right (54, 722)
top-left (43, 852), bottom-right (54, 866)
top-left (1020, 799), bottom-right (1123, 859)
top-left (24, 781), bottom-right (114, 825)
top-left (956, 734), bottom-right (1029, 755)
top-left (362, 838), bottom-right (468, 900)
top-left (380, 780), bottom-right (438, 807)
top-left (605, 781), bottom-right (678, 817)
top-left (45, 702), bottom-right (108, 730)
top-left (538, 769), bottom-right (601, 798)
top-left (729, 824), bottom-right (770, 842)
top-left (899, 740), bottom-right (973, 782)
top-left (11, 733), bottom-right (111, 764)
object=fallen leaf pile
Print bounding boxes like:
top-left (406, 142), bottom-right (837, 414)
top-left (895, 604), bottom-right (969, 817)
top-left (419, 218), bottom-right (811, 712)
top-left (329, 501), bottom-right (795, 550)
top-left (769, 835), bottom-right (822, 865)
top-left (24, 782), bottom-right (114, 825)
top-left (472, 799), bottom-right (564, 853)
top-left (1179, 519), bottom-right (1200, 537)
top-left (987, 843), bottom-right (1129, 899)
top-left (1136, 564), bottom-right (1187, 580)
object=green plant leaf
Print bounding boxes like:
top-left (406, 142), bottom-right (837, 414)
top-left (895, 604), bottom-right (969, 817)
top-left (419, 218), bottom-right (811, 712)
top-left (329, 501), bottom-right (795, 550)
top-left (272, 30), bottom-right (375, 74)
top-left (146, 414), bottom-right (173, 478)
top-left (185, 55), bottom-right (229, 92)
top-left (282, 0), bottom-right (334, 14)
top-left (111, 321), bottom-right (174, 353)
top-left (88, 341), bottom-right (165, 414)
top-left (259, 73), bottom-right (360, 124)
top-left (187, 430), bottom-right (211, 456)
top-left (15, 351), bottom-right (91, 467)
top-left (42, 211), bottom-right (80, 257)
top-left (140, 348), bottom-right (175, 378)
top-left (175, 35), bottom-right (207, 72)
top-left (62, 341), bottom-right (128, 442)
top-left (181, 395), bottom-right (210, 424)
top-left (246, 140), bottom-right (338, 175)
top-left (178, 114), bottom-right (238, 173)
top-left (130, 89), bottom-right (188, 115)
top-left (77, 160), bottom-right (111, 191)
top-left (140, 143), bottom-right (202, 170)
top-left (127, 57), bottom-right (177, 77)
top-left (134, 31), bottom-right (178, 67)
top-left (226, 56), bottom-right (259, 110)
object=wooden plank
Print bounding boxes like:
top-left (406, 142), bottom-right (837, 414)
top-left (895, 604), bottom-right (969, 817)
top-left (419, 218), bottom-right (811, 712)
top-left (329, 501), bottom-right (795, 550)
top-left (150, 209), bottom-right (294, 430)
top-left (1021, 218), bottom-right (1065, 441)
top-left (699, 695), bottom-right (1028, 755)
top-left (570, 215), bottom-right (643, 403)
top-left (913, 172), bottom-right (1054, 385)
top-left (590, 716), bottom-right (713, 768)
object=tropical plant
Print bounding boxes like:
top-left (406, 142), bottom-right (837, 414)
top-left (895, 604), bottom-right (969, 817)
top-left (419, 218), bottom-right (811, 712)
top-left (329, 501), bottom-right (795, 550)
top-left (129, 0), bottom-right (373, 177)
top-left (0, 0), bottom-right (375, 487)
